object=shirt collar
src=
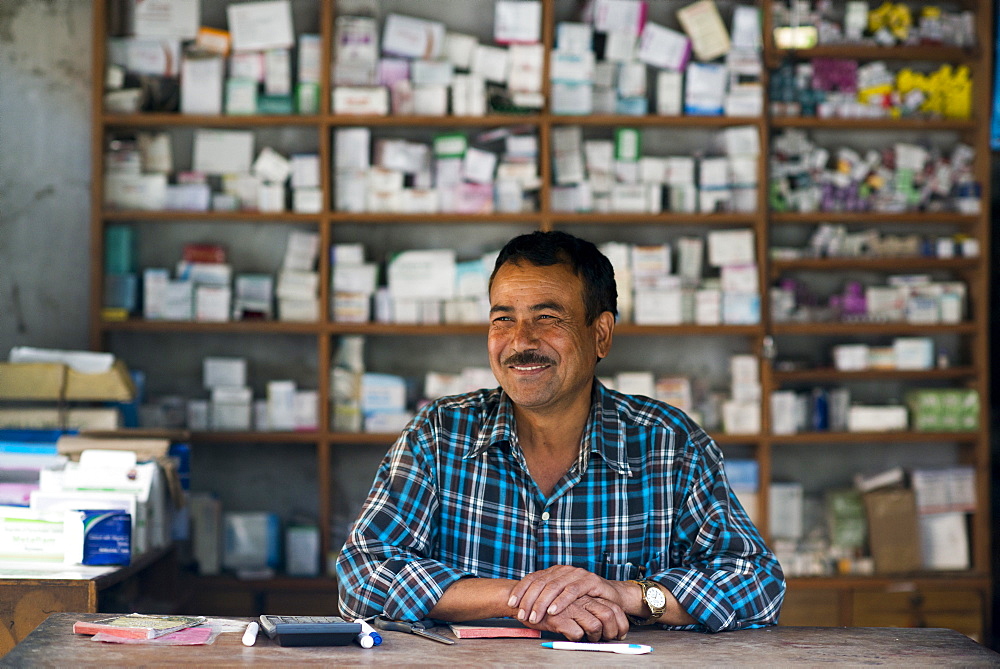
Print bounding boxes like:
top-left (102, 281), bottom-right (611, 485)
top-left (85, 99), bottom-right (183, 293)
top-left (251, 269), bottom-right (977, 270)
top-left (587, 381), bottom-right (631, 476)
top-left (466, 388), bottom-right (516, 459)
top-left (466, 381), bottom-right (632, 477)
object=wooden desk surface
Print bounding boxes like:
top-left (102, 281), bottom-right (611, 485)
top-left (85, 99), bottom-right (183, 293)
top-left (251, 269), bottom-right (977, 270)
top-left (3, 613), bottom-right (998, 667)
top-left (0, 548), bottom-right (177, 656)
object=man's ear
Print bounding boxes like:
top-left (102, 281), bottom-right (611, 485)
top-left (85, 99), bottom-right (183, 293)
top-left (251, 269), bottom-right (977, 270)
top-left (594, 311), bottom-right (615, 360)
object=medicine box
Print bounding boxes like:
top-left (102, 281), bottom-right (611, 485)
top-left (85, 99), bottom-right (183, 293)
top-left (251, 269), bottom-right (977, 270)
top-left (64, 509), bottom-right (131, 566)
top-left (222, 512), bottom-right (281, 571)
top-left (31, 490), bottom-right (144, 556)
top-left (906, 389), bottom-right (979, 432)
top-left (285, 525), bottom-right (320, 576)
top-left (0, 506), bottom-right (65, 561)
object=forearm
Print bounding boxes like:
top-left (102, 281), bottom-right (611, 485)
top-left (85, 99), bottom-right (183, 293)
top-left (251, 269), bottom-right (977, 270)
top-left (659, 586), bottom-right (697, 625)
top-left (428, 577), bottom-right (520, 621)
top-left (336, 545), bottom-right (469, 621)
top-left (654, 561), bottom-right (785, 631)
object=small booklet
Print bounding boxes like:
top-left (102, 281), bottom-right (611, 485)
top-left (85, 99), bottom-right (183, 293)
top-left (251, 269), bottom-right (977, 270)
top-left (73, 614), bottom-right (208, 640)
top-left (448, 618), bottom-right (546, 639)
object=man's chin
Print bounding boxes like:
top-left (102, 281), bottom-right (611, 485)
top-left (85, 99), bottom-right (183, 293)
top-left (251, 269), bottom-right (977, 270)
top-left (502, 386), bottom-right (557, 410)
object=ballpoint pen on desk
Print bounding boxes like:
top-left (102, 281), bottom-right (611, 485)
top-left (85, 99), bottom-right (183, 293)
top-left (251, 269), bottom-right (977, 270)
top-left (372, 617), bottom-right (455, 645)
top-left (542, 641), bottom-right (653, 655)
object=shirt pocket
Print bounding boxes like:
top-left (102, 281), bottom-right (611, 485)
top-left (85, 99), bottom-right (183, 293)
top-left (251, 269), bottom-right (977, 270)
top-left (589, 554), bottom-right (642, 581)
top-left (603, 561), bottom-right (642, 581)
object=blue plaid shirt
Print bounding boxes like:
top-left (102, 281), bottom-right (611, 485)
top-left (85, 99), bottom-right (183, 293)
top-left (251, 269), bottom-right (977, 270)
top-left (336, 382), bottom-right (785, 632)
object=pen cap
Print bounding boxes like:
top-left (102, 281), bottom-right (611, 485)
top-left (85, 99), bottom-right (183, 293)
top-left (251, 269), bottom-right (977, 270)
top-left (356, 619), bottom-right (382, 646)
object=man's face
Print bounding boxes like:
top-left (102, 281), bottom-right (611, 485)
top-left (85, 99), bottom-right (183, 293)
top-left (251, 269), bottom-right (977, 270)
top-left (488, 260), bottom-right (613, 416)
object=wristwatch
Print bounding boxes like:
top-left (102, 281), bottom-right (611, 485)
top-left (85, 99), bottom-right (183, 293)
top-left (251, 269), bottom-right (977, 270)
top-left (628, 579), bottom-right (667, 625)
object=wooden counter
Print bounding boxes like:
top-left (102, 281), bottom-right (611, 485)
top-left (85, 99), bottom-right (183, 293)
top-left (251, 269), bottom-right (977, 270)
top-left (0, 547), bottom-right (177, 655)
top-left (3, 612), bottom-right (999, 667)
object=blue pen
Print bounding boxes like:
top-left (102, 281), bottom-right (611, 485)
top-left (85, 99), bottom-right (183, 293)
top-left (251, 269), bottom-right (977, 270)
top-left (541, 641), bottom-right (652, 655)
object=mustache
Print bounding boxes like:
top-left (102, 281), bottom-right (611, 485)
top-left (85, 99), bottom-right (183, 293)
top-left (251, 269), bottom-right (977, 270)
top-left (502, 352), bottom-right (555, 367)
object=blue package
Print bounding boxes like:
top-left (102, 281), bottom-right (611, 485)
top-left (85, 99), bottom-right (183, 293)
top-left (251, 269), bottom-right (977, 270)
top-left (71, 510), bottom-right (132, 566)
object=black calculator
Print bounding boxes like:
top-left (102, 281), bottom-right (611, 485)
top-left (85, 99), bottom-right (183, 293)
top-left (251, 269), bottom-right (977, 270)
top-left (258, 615), bottom-right (361, 647)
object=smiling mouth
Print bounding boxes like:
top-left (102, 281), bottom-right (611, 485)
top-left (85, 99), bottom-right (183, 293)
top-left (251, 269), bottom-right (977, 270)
top-left (511, 364), bottom-right (549, 372)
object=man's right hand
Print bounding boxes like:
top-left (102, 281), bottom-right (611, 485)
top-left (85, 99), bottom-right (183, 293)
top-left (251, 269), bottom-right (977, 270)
top-left (521, 594), bottom-right (628, 641)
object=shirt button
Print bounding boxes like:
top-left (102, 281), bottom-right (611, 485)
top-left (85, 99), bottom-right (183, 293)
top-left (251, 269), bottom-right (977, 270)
top-left (541, 511), bottom-right (550, 521)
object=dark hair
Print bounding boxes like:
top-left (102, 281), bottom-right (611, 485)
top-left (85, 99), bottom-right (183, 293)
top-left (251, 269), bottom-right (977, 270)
top-left (489, 231), bottom-right (618, 324)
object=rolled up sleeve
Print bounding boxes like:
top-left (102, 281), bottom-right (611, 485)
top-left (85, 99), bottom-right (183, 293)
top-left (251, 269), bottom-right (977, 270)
top-left (336, 428), bottom-right (470, 621)
top-left (651, 446), bottom-right (786, 632)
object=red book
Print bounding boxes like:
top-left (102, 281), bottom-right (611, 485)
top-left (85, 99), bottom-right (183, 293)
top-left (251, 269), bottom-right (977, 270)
top-left (448, 618), bottom-right (542, 639)
top-left (73, 614), bottom-right (207, 640)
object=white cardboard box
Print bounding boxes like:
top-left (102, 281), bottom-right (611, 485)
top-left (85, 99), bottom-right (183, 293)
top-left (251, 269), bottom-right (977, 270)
top-left (181, 54), bottom-right (224, 115)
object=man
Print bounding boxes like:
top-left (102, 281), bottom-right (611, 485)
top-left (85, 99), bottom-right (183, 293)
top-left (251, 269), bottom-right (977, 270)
top-left (336, 231), bottom-right (784, 641)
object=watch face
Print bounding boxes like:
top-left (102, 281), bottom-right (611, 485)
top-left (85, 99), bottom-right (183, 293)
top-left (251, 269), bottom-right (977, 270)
top-left (647, 585), bottom-right (666, 610)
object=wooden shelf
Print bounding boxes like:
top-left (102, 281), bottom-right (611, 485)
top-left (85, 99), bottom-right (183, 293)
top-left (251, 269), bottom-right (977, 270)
top-left (773, 366), bottom-right (977, 382)
top-left (770, 321), bottom-right (977, 336)
top-left (328, 212), bottom-right (540, 224)
top-left (546, 114), bottom-right (764, 127)
top-left (100, 319), bottom-right (320, 335)
top-left (770, 431), bottom-right (980, 445)
top-left (329, 432), bottom-right (401, 445)
top-left (186, 573), bottom-right (340, 590)
top-left (101, 209), bottom-right (981, 227)
top-left (102, 113), bottom-right (322, 127)
top-left (189, 431), bottom-right (323, 444)
top-left (163, 431), bottom-right (400, 444)
top-left (326, 113), bottom-right (544, 127)
top-left (787, 573), bottom-right (991, 589)
top-left (770, 256), bottom-right (979, 274)
top-left (103, 210), bottom-right (321, 223)
top-left (767, 44), bottom-right (977, 62)
top-left (770, 117), bottom-right (977, 131)
top-left (769, 212), bottom-right (980, 225)
top-left (327, 322), bottom-right (486, 336)
top-left (613, 323), bottom-right (763, 336)
top-left (102, 112), bottom-right (767, 129)
top-left (549, 212), bottom-right (758, 226)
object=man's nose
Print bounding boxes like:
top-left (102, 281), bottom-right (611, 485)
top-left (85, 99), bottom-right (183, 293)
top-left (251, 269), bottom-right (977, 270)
top-left (510, 319), bottom-right (540, 349)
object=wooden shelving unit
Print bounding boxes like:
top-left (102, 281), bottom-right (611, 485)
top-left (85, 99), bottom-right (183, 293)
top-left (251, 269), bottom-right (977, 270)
top-left (88, 0), bottom-right (991, 638)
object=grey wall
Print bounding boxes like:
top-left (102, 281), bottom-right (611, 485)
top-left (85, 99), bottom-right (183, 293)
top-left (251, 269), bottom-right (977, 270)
top-left (0, 1), bottom-right (93, 356)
